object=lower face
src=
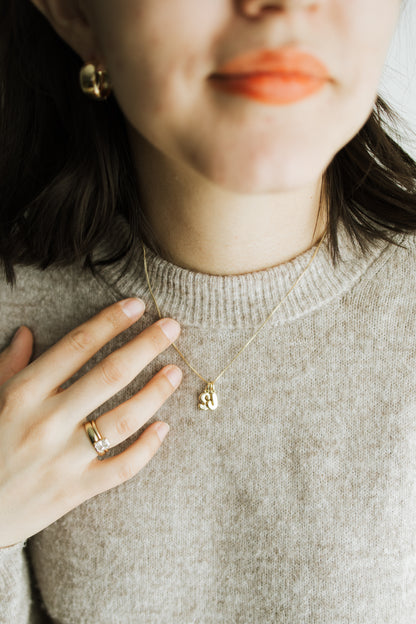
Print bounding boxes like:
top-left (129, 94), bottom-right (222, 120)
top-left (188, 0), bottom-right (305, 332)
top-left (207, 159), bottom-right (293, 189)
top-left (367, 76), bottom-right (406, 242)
top-left (86, 0), bottom-right (402, 194)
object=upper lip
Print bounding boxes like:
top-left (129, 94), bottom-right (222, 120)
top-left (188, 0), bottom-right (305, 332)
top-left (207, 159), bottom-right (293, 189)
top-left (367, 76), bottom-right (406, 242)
top-left (210, 45), bottom-right (330, 80)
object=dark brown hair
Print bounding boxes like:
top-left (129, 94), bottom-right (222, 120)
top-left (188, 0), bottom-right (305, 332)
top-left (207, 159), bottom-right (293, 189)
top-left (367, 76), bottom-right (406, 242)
top-left (1, 0), bottom-right (415, 286)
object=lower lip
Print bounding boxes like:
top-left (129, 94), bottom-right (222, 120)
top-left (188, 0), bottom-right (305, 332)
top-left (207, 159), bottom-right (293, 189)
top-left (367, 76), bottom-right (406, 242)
top-left (209, 73), bottom-right (328, 105)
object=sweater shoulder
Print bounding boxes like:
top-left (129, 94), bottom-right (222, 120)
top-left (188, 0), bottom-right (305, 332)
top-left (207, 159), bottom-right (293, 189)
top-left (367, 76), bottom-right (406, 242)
top-left (372, 230), bottom-right (416, 285)
top-left (0, 259), bottom-right (115, 353)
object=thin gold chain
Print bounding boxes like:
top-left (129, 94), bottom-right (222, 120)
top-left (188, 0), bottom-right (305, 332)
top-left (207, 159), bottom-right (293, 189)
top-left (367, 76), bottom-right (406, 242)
top-left (142, 230), bottom-right (327, 386)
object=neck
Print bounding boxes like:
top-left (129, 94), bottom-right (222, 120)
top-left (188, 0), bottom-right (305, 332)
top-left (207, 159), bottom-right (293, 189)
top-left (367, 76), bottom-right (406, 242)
top-left (128, 129), bottom-right (328, 276)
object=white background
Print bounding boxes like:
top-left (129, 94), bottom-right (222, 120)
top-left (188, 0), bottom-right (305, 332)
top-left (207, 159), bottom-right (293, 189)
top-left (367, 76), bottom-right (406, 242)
top-left (380, 0), bottom-right (416, 158)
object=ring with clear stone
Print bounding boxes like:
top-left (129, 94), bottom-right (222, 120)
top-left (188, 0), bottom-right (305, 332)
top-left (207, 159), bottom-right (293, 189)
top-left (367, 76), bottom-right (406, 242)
top-left (84, 419), bottom-right (111, 456)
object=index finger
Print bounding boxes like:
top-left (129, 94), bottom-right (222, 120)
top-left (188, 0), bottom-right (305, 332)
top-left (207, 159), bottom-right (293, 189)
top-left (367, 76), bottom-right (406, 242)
top-left (13, 298), bottom-right (146, 397)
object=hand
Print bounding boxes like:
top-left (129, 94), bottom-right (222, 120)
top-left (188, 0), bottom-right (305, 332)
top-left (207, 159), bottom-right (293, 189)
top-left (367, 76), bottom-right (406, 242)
top-left (0, 299), bottom-right (182, 548)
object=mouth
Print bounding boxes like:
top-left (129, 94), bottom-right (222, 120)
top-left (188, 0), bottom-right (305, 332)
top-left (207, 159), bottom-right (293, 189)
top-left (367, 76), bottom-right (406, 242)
top-left (209, 45), bottom-right (330, 105)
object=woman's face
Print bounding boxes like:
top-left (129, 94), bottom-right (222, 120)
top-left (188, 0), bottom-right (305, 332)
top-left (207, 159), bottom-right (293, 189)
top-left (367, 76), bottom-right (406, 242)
top-left (81, 0), bottom-right (402, 193)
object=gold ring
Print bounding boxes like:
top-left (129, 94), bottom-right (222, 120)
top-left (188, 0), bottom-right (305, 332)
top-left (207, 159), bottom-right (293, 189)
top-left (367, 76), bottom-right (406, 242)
top-left (84, 419), bottom-right (110, 456)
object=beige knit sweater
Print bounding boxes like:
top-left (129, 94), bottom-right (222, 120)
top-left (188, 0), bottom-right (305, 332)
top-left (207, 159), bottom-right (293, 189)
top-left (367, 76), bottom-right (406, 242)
top-left (1, 221), bottom-right (416, 623)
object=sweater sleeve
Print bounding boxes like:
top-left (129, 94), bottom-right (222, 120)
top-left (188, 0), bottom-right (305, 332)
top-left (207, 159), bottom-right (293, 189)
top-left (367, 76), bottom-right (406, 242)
top-left (0, 540), bottom-right (47, 623)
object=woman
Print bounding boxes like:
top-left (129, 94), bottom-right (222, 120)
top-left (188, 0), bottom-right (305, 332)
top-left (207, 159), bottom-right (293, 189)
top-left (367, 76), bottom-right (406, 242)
top-left (1, 0), bottom-right (416, 621)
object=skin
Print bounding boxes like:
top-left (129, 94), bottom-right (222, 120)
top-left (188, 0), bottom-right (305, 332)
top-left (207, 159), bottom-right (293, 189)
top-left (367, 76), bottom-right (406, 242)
top-left (30, 0), bottom-right (402, 274)
top-left (0, 303), bottom-right (183, 548)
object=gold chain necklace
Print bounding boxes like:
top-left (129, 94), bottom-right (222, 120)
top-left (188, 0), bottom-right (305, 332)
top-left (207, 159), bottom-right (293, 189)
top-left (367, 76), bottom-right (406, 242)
top-left (142, 231), bottom-right (327, 411)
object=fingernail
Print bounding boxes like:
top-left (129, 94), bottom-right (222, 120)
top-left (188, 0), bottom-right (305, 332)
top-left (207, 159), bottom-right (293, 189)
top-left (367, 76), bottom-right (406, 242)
top-left (121, 298), bottom-right (145, 320)
top-left (165, 365), bottom-right (182, 387)
top-left (155, 422), bottom-right (170, 442)
top-left (158, 319), bottom-right (180, 341)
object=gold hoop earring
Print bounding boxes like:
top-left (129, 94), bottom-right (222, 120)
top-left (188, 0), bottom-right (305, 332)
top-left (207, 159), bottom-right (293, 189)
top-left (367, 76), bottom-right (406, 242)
top-left (79, 63), bottom-right (112, 101)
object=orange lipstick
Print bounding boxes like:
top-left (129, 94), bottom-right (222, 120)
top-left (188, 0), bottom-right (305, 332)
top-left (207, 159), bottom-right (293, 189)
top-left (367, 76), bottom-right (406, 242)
top-left (209, 46), bottom-right (330, 105)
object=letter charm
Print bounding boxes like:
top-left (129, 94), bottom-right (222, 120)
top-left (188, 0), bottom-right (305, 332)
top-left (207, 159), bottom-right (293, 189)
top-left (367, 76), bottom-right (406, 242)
top-left (198, 382), bottom-right (218, 411)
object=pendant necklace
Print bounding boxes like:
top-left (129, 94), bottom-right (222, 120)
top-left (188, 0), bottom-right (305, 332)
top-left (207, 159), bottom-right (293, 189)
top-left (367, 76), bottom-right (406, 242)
top-left (142, 231), bottom-right (327, 411)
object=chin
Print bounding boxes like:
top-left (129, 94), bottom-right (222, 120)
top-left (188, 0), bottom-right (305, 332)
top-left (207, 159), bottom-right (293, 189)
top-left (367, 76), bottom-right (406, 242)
top-left (194, 145), bottom-right (331, 194)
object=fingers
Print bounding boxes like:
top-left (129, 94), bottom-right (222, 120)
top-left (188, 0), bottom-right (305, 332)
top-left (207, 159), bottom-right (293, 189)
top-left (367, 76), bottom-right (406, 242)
top-left (0, 302), bottom-right (184, 547)
top-left (79, 363), bottom-right (182, 455)
top-left (57, 317), bottom-right (181, 422)
top-left (0, 327), bottom-right (33, 386)
top-left (12, 299), bottom-right (146, 397)
top-left (83, 420), bottom-right (171, 495)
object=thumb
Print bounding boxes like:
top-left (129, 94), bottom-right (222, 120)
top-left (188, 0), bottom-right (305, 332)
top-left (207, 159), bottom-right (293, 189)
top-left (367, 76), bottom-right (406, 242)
top-left (0, 326), bottom-right (34, 386)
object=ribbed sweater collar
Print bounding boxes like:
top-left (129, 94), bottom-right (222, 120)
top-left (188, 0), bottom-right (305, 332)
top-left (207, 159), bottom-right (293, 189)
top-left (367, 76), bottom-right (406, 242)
top-left (95, 219), bottom-right (404, 329)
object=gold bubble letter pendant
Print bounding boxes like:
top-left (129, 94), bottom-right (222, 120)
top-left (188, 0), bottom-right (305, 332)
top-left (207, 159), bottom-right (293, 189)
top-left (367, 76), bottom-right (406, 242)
top-left (198, 382), bottom-right (218, 411)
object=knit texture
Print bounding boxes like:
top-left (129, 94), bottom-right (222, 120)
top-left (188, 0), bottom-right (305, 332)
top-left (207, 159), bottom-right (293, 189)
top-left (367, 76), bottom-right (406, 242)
top-left (1, 221), bottom-right (416, 623)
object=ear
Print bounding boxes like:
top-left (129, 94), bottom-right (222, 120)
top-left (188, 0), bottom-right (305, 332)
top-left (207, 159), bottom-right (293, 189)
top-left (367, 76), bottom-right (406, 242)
top-left (29, 0), bottom-right (103, 64)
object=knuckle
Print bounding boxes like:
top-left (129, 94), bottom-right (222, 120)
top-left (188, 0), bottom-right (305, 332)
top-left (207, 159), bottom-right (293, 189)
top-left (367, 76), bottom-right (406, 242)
top-left (116, 460), bottom-right (136, 483)
top-left (98, 355), bottom-right (126, 386)
top-left (66, 329), bottom-right (93, 354)
top-left (115, 413), bottom-right (134, 438)
top-left (104, 306), bottom-right (125, 331)
top-left (51, 480), bottom-right (83, 511)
